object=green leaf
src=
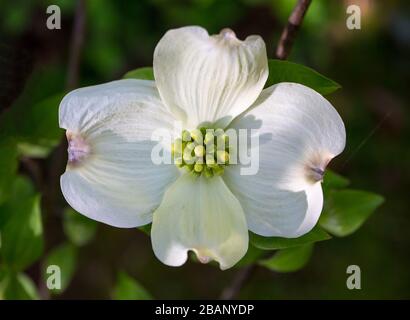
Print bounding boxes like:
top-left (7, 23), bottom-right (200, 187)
top-left (63, 208), bottom-right (98, 246)
top-left (0, 139), bottom-right (18, 204)
top-left (266, 59), bottom-right (341, 95)
top-left (259, 244), bottom-right (313, 273)
top-left (123, 67), bottom-right (154, 80)
top-left (0, 176), bottom-right (43, 271)
top-left (250, 226), bottom-right (331, 250)
top-left (320, 189), bottom-right (384, 237)
top-left (0, 176), bottom-right (35, 229)
top-left (17, 142), bottom-right (56, 159)
top-left (17, 93), bottom-right (65, 158)
top-left (235, 244), bottom-right (266, 268)
top-left (43, 243), bottom-right (78, 294)
top-left (113, 271), bottom-right (153, 300)
top-left (138, 223), bottom-right (151, 236)
top-left (1, 93), bottom-right (65, 158)
top-left (322, 169), bottom-right (350, 192)
top-left (0, 271), bottom-right (39, 300)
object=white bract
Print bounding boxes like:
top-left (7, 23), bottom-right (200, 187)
top-left (59, 26), bottom-right (345, 270)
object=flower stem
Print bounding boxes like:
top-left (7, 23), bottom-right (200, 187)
top-left (219, 264), bottom-right (257, 300)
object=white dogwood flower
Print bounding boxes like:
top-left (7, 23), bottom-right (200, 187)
top-left (59, 26), bottom-right (345, 270)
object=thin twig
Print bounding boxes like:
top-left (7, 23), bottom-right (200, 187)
top-left (66, 0), bottom-right (86, 90)
top-left (220, 265), bottom-right (257, 300)
top-left (275, 0), bottom-right (312, 60)
top-left (342, 111), bottom-right (392, 168)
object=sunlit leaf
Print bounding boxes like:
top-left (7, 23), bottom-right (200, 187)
top-left (235, 243), bottom-right (265, 268)
top-left (250, 226), bottom-right (331, 250)
top-left (322, 169), bottom-right (350, 191)
top-left (17, 142), bottom-right (56, 159)
top-left (259, 244), bottom-right (314, 273)
top-left (113, 271), bottom-right (152, 300)
top-left (266, 59), bottom-right (341, 95)
top-left (123, 67), bottom-right (154, 80)
top-left (16, 93), bottom-right (65, 158)
top-left (320, 189), bottom-right (384, 237)
top-left (63, 208), bottom-right (98, 246)
top-left (138, 223), bottom-right (151, 236)
top-left (1, 93), bottom-right (65, 158)
top-left (43, 242), bottom-right (78, 294)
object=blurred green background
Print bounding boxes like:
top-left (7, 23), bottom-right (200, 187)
top-left (0, 0), bottom-right (409, 299)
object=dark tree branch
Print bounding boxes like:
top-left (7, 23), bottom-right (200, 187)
top-left (48, 0), bottom-right (87, 219)
top-left (49, 0), bottom-right (87, 204)
top-left (275, 0), bottom-right (312, 60)
top-left (220, 1), bottom-right (312, 300)
top-left (66, 0), bottom-right (86, 90)
top-left (39, 0), bottom-right (87, 300)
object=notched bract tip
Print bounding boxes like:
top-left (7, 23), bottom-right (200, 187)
top-left (308, 166), bottom-right (325, 182)
top-left (193, 248), bottom-right (214, 265)
top-left (305, 152), bottom-right (332, 183)
top-left (66, 131), bottom-right (90, 167)
top-left (219, 28), bottom-right (236, 39)
top-left (214, 28), bottom-right (241, 45)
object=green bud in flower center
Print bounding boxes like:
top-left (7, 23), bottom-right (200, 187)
top-left (171, 127), bottom-right (232, 178)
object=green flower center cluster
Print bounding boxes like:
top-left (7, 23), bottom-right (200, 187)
top-left (172, 128), bottom-right (231, 178)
